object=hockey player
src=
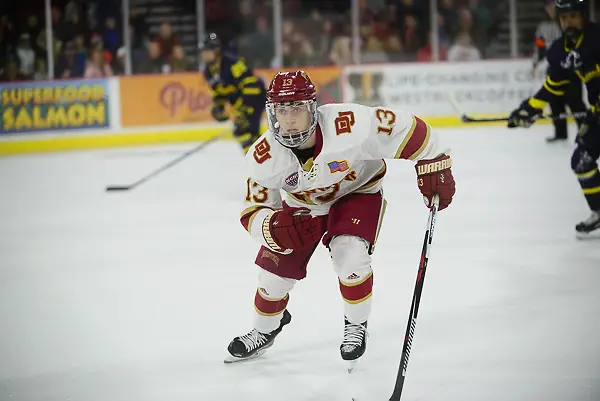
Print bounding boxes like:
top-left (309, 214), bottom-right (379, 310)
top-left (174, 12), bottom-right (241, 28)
top-left (507, 0), bottom-right (600, 236)
top-left (226, 70), bottom-right (456, 367)
top-left (199, 33), bottom-right (266, 153)
top-left (531, 0), bottom-right (587, 142)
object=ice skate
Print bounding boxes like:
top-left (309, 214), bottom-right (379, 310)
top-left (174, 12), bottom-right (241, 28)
top-left (224, 309), bottom-right (291, 363)
top-left (575, 211), bottom-right (600, 239)
top-left (545, 135), bottom-right (568, 143)
top-left (341, 318), bottom-right (368, 373)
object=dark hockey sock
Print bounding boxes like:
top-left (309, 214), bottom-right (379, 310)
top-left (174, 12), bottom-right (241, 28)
top-left (577, 168), bottom-right (600, 210)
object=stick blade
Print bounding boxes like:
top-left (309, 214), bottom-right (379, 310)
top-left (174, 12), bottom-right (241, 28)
top-left (105, 185), bottom-right (132, 192)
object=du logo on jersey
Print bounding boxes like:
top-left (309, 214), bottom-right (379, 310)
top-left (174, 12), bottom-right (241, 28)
top-left (561, 50), bottom-right (583, 69)
top-left (328, 160), bottom-right (350, 173)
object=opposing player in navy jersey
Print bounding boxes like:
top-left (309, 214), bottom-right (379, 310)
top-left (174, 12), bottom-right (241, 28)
top-left (508, 0), bottom-right (600, 237)
top-left (200, 33), bottom-right (266, 154)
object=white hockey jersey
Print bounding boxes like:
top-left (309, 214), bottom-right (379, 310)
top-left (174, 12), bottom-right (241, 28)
top-left (240, 103), bottom-right (448, 250)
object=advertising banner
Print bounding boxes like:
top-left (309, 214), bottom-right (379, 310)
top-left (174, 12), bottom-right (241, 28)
top-left (118, 66), bottom-right (341, 128)
top-left (119, 73), bottom-right (213, 128)
top-left (342, 60), bottom-right (547, 118)
top-left (1, 79), bottom-right (111, 134)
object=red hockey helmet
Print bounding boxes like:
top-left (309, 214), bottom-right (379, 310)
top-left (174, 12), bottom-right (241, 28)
top-left (266, 71), bottom-right (318, 148)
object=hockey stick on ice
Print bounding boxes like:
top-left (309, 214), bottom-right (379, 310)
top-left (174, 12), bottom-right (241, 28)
top-left (459, 111), bottom-right (588, 123)
top-left (388, 195), bottom-right (439, 401)
top-left (444, 91), bottom-right (588, 123)
top-left (105, 128), bottom-right (230, 192)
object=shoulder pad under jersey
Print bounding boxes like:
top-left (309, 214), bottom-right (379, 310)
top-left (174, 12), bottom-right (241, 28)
top-left (244, 131), bottom-right (295, 188)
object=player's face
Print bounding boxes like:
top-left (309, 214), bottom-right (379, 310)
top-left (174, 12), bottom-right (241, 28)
top-left (559, 11), bottom-right (584, 31)
top-left (201, 49), bottom-right (218, 64)
top-left (274, 103), bottom-right (311, 136)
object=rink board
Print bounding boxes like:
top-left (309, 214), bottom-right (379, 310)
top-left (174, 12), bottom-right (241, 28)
top-left (0, 59), bottom-right (565, 155)
top-left (0, 116), bottom-right (561, 155)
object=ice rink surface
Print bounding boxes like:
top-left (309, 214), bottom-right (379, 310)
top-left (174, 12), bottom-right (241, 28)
top-left (1, 125), bottom-right (599, 401)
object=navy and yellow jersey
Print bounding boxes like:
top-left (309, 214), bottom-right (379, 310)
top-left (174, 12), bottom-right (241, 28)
top-left (203, 52), bottom-right (266, 114)
top-left (529, 22), bottom-right (600, 112)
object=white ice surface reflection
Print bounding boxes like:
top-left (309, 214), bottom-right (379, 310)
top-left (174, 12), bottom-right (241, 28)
top-left (0, 125), bottom-right (598, 401)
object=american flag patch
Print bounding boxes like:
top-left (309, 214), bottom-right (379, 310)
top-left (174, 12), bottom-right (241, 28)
top-left (327, 160), bottom-right (349, 173)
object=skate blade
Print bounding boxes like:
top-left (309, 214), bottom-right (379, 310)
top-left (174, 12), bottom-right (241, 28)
top-left (223, 348), bottom-right (269, 364)
top-left (347, 360), bottom-right (358, 374)
top-left (223, 341), bottom-right (275, 364)
top-left (576, 231), bottom-right (600, 240)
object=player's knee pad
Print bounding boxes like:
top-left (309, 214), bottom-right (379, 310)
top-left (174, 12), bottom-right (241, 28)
top-left (329, 235), bottom-right (372, 280)
top-left (571, 146), bottom-right (597, 174)
top-left (330, 236), bottom-right (373, 320)
top-left (254, 269), bottom-right (294, 332)
top-left (257, 268), bottom-right (296, 299)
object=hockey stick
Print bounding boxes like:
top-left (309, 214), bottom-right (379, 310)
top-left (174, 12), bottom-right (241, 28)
top-left (460, 111), bottom-right (588, 123)
top-left (105, 128), bottom-right (230, 192)
top-left (444, 91), bottom-right (588, 123)
top-left (389, 195), bottom-right (439, 401)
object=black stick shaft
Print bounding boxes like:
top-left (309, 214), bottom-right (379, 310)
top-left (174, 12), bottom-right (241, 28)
top-left (105, 129), bottom-right (229, 191)
top-left (462, 111), bottom-right (587, 123)
top-left (389, 198), bottom-right (438, 401)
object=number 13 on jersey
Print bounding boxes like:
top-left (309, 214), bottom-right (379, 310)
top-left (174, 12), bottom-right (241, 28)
top-left (376, 109), bottom-right (396, 135)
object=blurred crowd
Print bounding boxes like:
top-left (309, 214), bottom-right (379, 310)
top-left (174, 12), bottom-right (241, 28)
top-left (0, 0), bottom-right (189, 82)
top-left (221, 0), bottom-right (507, 68)
top-left (0, 0), bottom-right (508, 82)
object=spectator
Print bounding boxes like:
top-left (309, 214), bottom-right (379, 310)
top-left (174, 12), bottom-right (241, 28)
top-left (154, 22), bottom-right (178, 60)
top-left (56, 41), bottom-right (85, 78)
top-left (89, 33), bottom-right (113, 65)
top-left (286, 31), bottom-right (314, 66)
top-left (385, 34), bottom-right (404, 57)
top-left (243, 16), bottom-right (274, 68)
top-left (447, 32), bottom-right (482, 61)
top-left (62, 10), bottom-right (87, 43)
top-left (134, 40), bottom-right (167, 74)
top-left (0, 57), bottom-right (29, 82)
top-left (84, 48), bottom-right (113, 78)
top-left (64, 0), bottom-right (84, 22)
top-left (457, 8), bottom-right (474, 35)
top-left (130, 7), bottom-right (149, 49)
top-left (438, 0), bottom-right (459, 38)
top-left (24, 14), bottom-right (43, 57)
top-left (16, 33), bottom-right (35, 78)
top-left (362, 35), bottom-right (388, 63)
top-left (50, 6), bottom-right (67, 42)
top-left (329, 23), bottom-right (352, 66)
top-left (469, 0), bottom-right (492, 49)
top-left (113, 46), bottom-right (126, 75)
top-left (304, 9), bottom-right (330, 64)
top-left (372, 11), bottom-right (393, 43)
top-left (171, 45), bottom-right (187, 72)
top-left (102, 17), bottom-right (120, 55)
top-left (400, 14), bottom-right (422, 54)
top-left (437, 14), bottom-right (451, 48)
top-left (36, 28), bottom-right (62, 64)
top-left (233, 0), bottom-right (256, 36)
top-left (34, 58), bottom-right (48, 80)
top-left (1, 15), bottom-right (17, 58)
top-left (417, 33), bottom-right (448, 61)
